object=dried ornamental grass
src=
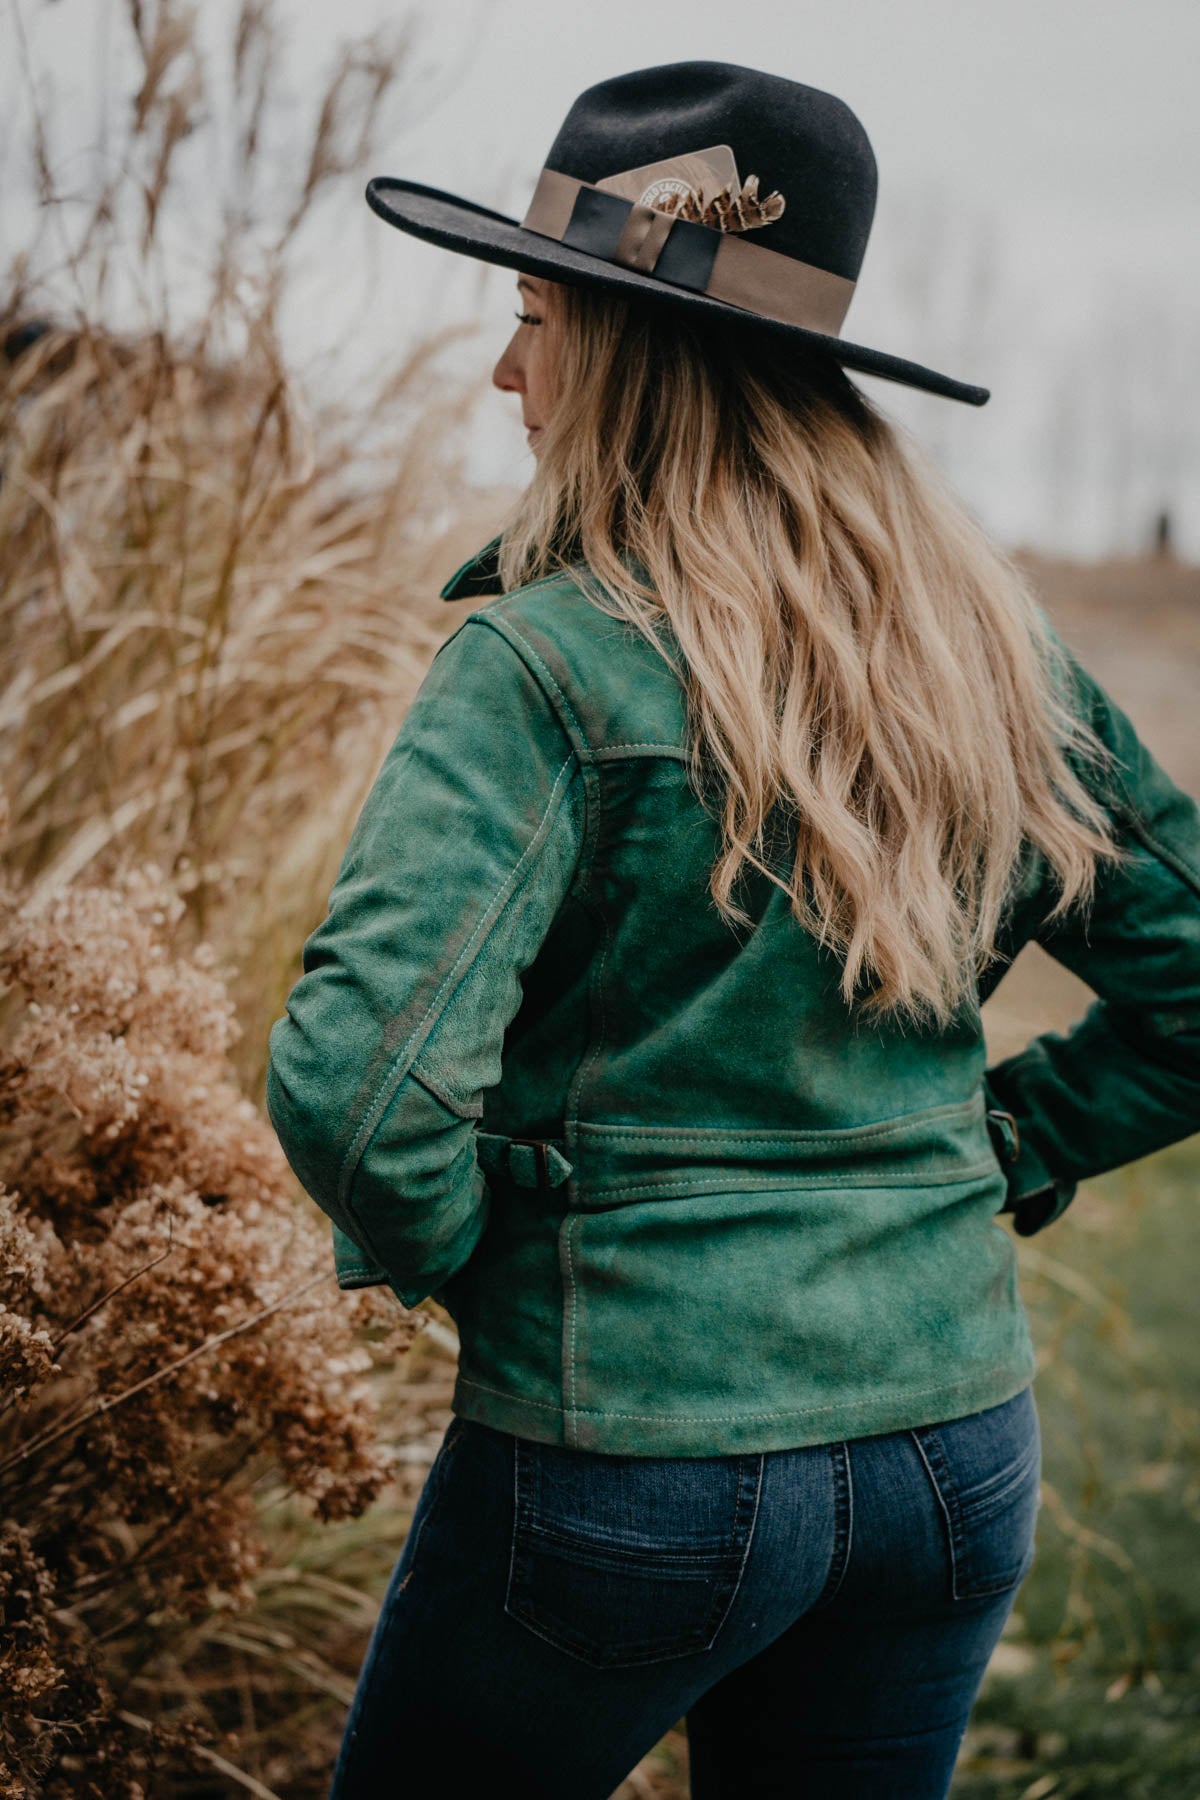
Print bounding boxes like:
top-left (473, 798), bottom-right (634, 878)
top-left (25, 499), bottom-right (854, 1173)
top-left (0, 306), bottom-right (475, 1095)
top-left (0, 845), bottom-right (419, 1796)
top-left (1, 0), bottom-right (486, 1090)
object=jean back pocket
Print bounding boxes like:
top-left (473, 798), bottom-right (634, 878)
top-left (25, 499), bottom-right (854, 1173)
top-left (504, 1437), bottom-right (763, 1667)
top-left (910, 1384), bottom-right (1042, 1600)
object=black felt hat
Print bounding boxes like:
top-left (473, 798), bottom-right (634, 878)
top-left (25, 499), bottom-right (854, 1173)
top-left (365, 60), bottom-right (988, 407)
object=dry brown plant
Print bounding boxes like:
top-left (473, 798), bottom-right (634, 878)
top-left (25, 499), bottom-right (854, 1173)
top-left (0, 2), bottom-right (501, 1791)
top-left (0, 834), bottom-right (422, 1795)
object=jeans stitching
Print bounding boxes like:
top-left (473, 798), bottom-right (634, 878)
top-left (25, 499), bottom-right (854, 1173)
top-left (331, 1419), bottom-right (470, 1788)
top-left (402, 1418), bottom-right (466, 1577)
top-left (516, 1536), bottom-right (743, 1572)
top-left (693, 1455), bottom-right (756, 1646)
top-left (810, 1442), bottom-right (852, 1613)
top-left (910, 1409), bottom-right (1039, 1601)
top-left (503, 1442), bottom-right (764, 1667)
top-left (910, 1427), bottom-right (962, 1601)
top-left (959, 1434), bottom-right (1041, 1516)
top-left (504, 1434), bottom-right (522, 1621)
top-left (711, 1454), bottom-right (765, 1643)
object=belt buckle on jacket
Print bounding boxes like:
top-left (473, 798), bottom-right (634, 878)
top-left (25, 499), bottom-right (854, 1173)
top-left (508, 1137), bottom-right (553, 1190)
top-left (985, 1107), bottom-right (1021, 1164)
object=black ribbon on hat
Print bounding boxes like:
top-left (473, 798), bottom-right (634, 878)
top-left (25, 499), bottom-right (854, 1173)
top-left (522, 165), bottom-right (856, 338)
top-left (559, 186), bottom-right (721, 291)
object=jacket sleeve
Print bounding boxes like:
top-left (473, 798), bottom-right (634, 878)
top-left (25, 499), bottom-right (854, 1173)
top-left (265, 615), bottom-right (584, 1308)
top-left (983, 630), bottom-right (1200, 1235)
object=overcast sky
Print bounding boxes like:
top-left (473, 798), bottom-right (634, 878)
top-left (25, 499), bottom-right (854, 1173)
top-left (5, 0), bottom-right (1199, 555)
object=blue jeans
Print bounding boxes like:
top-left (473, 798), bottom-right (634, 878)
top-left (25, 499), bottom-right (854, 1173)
top-left (329, 1383), bottom-right (1041, 1798)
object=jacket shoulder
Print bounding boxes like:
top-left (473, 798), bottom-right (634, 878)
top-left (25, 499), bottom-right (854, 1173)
top-left (462, 570), bottom-right (689, 763)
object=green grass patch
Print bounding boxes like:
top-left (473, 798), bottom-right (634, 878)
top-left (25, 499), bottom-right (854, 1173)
top-left (954, 1140), bottom-right (1200, 1797)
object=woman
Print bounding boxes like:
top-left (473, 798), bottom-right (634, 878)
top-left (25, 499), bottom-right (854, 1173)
top-left (266, 63), bottom-right (1200, 1798)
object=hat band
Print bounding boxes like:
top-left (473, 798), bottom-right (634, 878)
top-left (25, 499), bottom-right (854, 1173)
top-left (522, 167), bottom-right (856, 338)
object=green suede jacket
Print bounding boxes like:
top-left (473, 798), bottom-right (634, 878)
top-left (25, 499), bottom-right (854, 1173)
top-left (266, 537), bottom-right (1200, 1454)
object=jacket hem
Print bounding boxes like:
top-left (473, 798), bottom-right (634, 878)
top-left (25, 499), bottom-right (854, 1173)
top-left (450, 1351), bottom-right (1039, 1456)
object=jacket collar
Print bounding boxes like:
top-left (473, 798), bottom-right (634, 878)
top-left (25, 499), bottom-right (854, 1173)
top-left (438, 534), bottom-right (655, 610)
top-left (439, 535), bottom-right (503, 602)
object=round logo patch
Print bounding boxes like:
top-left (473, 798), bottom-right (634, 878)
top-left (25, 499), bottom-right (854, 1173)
top-left (638, 176), bottom-right (693, 210)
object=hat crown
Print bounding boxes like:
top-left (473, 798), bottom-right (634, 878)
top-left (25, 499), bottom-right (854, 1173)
top-left (542, 61), bottom-right (878, 283)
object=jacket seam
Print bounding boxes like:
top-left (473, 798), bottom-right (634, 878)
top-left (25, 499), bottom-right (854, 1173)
top-left (475, 569), bottom-right (581, 607)
top-left (1117, 802), bottom-right (1200, 898)
top-left (474, 613), bottom-right (591, 758)
top-left (572, 1097), bottom-right (983, 1149)
top-left (561, 879), bottom-right (611, 1430)
top-left (575, 1160), bottom-right (1000, 1204)
top-left (474, 614), bottom-right (691, 768)
top-left (591, 744), bottom-right (688, 762)
top-left (457, 1364), bottom-right (1016, 1424)
top-left (336, 752), bottom-right (577, 1213)
top-left (408, 1058), bottom-right (484, 1120)
top-left (558, 759), bottom-right (607, 1155)
top-left (557, 758), bottom-right (608, 1429)
top-left (572, 915), bottom-right (612, 1137)
top-left (562, 1212), bottom-right (581, 1418)
top-left (407, 774), bottom-right (587, 1117)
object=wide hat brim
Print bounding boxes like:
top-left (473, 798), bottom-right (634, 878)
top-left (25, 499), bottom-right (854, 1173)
top-left (365, 177), bottom-right (990, 408)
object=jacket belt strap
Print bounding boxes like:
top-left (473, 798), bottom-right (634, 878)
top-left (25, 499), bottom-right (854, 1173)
top-left (476, 1131), bottom-right (573, 1191)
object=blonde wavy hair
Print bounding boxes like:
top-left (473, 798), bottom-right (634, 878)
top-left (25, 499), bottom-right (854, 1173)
top-left (497, 281), bottom-right (1128, 1028)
